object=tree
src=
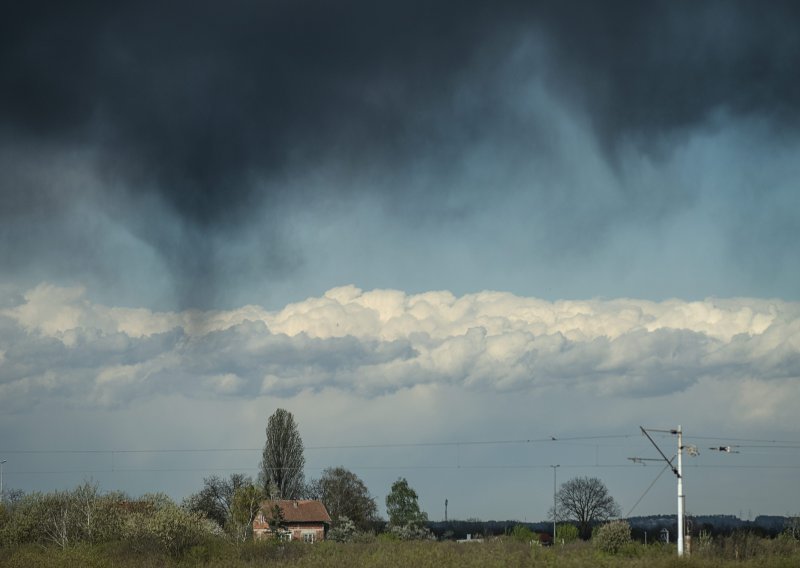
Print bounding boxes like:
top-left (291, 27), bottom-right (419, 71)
top-left (265, 503), bottom-right (286, 537)
top-left (385, 478), bottom-right (427, 528)
top-left (184, 473), bottom-right (252, 529)
top-left (555, 477), bottom-right (620, 539)
top-left (314, 467), bottom-right (378, 531)
top-left (259, 409), bottom-right (306, 499)
top-left (229, 484), bottom-right (264, 542)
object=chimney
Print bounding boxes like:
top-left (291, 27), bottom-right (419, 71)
top-left (293, 501), bottom-right (298, 508)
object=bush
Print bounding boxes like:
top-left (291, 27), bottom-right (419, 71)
top-left (593, 520), bottom-right (632, 554)
top-left (388, 522), bottom-right (435, 541)
top-left (715, 530), bottom-right (764, 560)
top-left (121, 503), bottom-right (210, 557)
top-left (508, 524), bottom-right (535, 542)
top-left (328, 516), bottom-right (358, 543)
top-left (0, 493), bottom-right (49, 546)
top-left (555, 522), bottom-right (579, 544)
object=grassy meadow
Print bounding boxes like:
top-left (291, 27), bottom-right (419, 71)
top-left (2, 537), bottom-right (800, 568)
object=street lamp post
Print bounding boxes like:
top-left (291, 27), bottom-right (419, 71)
top-left (550, 465), bottom-right (560, 543)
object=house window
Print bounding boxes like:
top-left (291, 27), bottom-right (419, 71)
top-left (302, 532), bottom-right (315, 543)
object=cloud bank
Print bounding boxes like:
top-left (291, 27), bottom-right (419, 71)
top-left (2, 284), bottom-right (797, 410)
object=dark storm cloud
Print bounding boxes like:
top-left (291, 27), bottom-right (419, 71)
top-left (4, 1), bottom-right (798, 217)
top-left (2, 1), bottom-right (799, 305)
top-left (538, 2), bottom-right (800, 161)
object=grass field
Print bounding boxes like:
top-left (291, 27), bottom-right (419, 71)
top-left (2, 537), bottom-right (800, 568)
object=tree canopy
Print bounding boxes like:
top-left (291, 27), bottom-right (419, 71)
top-left (259, 408), bottom-right (305, 499)
top-left (556, 476), bottom-right (620, 539)
top-left (183, 473), bottom-right (252, 529)
top-left (386, 478), bottom-right (427, 528)
top-left (312, 467), bottom-right (377, 530)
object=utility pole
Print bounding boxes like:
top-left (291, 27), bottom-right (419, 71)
top-left (635, 426), bottom-right (697, 557)
top-left (445, 499), bottom-right (448, 522)
top-left (550, 464), bottom-right (560, 542)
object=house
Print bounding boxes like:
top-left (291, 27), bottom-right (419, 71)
top-left (253, 500), bottom-right (332, 542)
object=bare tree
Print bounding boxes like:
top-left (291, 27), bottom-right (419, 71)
top-left (259, 409), bottom-right (305, 499)
top-left (555, 477), bottom-right (620, 539)
top-left (41, 491), bottom-right (75, 549)
top-left (73, 480), bottom-right (100, 544)
top-left (184, 473), bottom-right (251, 529)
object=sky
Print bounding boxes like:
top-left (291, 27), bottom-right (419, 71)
top-left (1, 0), bottom-right (800, 522)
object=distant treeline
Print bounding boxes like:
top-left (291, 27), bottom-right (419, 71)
top-left (627, 515), bottom-right (792, 538)
top-left (428, 515), bottom-right (795, 540)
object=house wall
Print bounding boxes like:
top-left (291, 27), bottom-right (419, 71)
top-left (288, 524), bottom-right (325, 542)
top-left (253, 522), bottom-right (326, 542)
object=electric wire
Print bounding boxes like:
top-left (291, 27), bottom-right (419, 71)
top-left (0, 433), bottom-right (637, 455)
top-left (625, 462), bottom-right (673, 518)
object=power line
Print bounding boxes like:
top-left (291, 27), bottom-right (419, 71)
top-left (0, 433), bottom-right (637, 455)
top-left (685, 436), bottom-right (800, 445)
top-left (626, 462), bottom-right (673, 518)
top-left (5, 463), bottom-right (800, 476)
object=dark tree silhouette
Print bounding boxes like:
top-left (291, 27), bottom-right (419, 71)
top-left (184, 473), bottom-right (251, 529)
top-left (556, 476), bottom-right (620, 539)
top-left (312, 467), bottom-right (378, 530)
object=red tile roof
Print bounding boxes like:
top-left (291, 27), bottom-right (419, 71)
top-left (259, 500), bottom-right (332, 524)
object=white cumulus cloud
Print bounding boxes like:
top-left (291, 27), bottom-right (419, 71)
top-left (1, 283), bottom-right (798, 409)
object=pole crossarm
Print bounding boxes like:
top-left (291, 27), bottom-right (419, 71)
top-left (640, 427), bottom-right (680, 478)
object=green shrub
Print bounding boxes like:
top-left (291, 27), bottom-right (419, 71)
top-left (593, 520), bottom-right (632, 554)
top-left (121, 503), bottom-right (210, 557)
top-left (0, 493), bottom-right (48, 546)
top-left (555, 522), bottom-right (579, 544)
top-left (387, 522), bottom-right (435, 541)
top-left (508, 524), bottom-right (535, 542)
top-left (328, 516), bottom-right (357, 542)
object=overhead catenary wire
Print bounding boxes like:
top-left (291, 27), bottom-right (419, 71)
top-left (0, 433), bottom-right (638, 455)
top-left (6, 463), bottom-right (800, 477)
top-left (684, 436), bottom-right (800, 445)
top-left (625, 462), bottom-right (674, 518)
top-left (3, 430), bottom-right (797, 481)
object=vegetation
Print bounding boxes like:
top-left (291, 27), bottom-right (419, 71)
top-left (593, 520), bottom-right (632, 553)
top-left (183, 473), bottom-right (259, 532)
top-left (556, 476), bottom-right (620, 539)
top-left (556, 522), bottom-right (580, 543)
top-left (385, 478), bottom-right (428, 528)
top-left (508, 523), bottom-right (536, 542)
top-left (1, 533), bottom-right (799, 567)
top-left (259, 408), bottom-right (306, 499)
top-left (2, 410), bottom-right (796, 565)
top-left (310, 467), bottom-right (378, 531)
